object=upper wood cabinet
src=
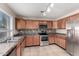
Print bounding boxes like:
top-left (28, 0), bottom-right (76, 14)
top-left (26, 20), bottom-right (39, 29)
top-left (70, 14), bottom-right (79, 21)
top-left (39, 21), bottom-right (47, 25)
top-left (15, 17), bottom-right (26, 29)
top-left (57, 19), bottom-right (66, 29)
top-left (67, 14), bottom-right (79, 23)
top-left (52, 21), bottom-right (58, 29)
top-left (47, 21), bottom-right (52, 29)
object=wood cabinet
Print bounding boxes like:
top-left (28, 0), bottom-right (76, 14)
top-left (48, 34), bottom-right (55, 44)
top-left (15, 17), bottom-right (26, 29)
top-left (57, 19), bottom-right (66, 29)
top-left (33, 35), bottom-right (40, 46)
top-left (52, 21), bottom-right (58, 29)
top-left (55, 34), bottom-right (66, 49)
top-left (39, 21), bottom-right (47, 25)
top-left (16, 42), bottom-right (21, 56)
top-left (20, 39), bottom-right (25, 55)
top-left (47, 21), bottom-right (52, 29)
top-left (16, 37), bottom-right (25, 56)
top-left (26, 20), bottom-right (39, 29)
top-left (25, 35), bottom-right (40, 46)
top-left (25, 36), bottom-right (33, 46)
top-left (70, 14), bottom-right (79, 21)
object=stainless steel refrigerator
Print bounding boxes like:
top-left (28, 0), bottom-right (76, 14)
top-left (66, 20), bottom-right (79, 56)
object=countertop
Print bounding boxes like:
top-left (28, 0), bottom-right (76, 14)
top-left (0, 36), bottom-right (24, 56)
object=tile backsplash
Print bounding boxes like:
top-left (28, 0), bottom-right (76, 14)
top-left (56, 29), bottom-right (67, 34)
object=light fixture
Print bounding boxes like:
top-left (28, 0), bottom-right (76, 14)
top-left (41, 3), bottom-right (54, 16)
top-left (47, 7), bottom-right (51, 12)
top-left (41, 11), bottom-right (46, 16)
top-left (43, 12), bottom-right (46, 16)
top-left (50, 3), bottom-right (54, 8)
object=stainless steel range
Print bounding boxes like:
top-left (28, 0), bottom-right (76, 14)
top-left (40, 35), bottom-right (48, 46)
top-left (39, 24), bottom-right (48, 46)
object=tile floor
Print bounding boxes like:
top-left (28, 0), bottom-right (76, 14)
top-left (22, 45), bottom-right (70, 56)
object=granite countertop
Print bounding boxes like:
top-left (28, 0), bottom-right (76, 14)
top-left (0, 36), bottom-right (24, 56)
top-left (48, 33), bottom-right (66, 35)
top-left (55, 33), bottom-right (66, 35)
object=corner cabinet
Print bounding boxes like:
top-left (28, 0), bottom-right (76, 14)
top-left (48, 34), bottom-right (55, 44)
top-left (55, 34), bottom-right (66, 49)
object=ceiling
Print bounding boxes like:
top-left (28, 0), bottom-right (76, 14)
top-left (7, 3), bottom-right (79, 20)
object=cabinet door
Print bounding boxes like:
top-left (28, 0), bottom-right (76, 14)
top-left (59, 37), bottom-right (66, 49)
top-left (39, 21), bottom-right (47, 25)
top-left (15, 18), bottom-right (21, 29)
top-left (16, 43), bottom-right (21, 56)
top-left (26, 20), bottom-right (32, 29)
top-left (61, 19), bottom-right (66, 29)
top-left (57, 20), bottom-right (61, 29)
top-left (47, 21), bottom-right (52, 29)
top-left (33, 35), bottom-right (40, 46)
top-left (57, 19), bottom-right (66, 29)
top-left (55, 35), bottom-right (66, 49)
top-left (21, 20), bottom-right (26, 29)
top-left (55, 35), bottom-right (58, 44)
top-left (26, 20), bottom-right (39, 29)
top-left (48, 34), bottom-right (55, 44)
top-left (15, 18), bottom-right (26, 29)
top-left (25, 36), bottom-right (33, 46)
top-left (70, 14), bottom-right (79, 21)
top-left (20, 39), bottom-right (25, 55)
top-left (52, 21), bottom-right (58, 29)
top-left (56, 36), bottom-right (60, 45)
top-left (32, 21), bottom-right (39, 29)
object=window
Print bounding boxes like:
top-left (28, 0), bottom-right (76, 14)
top-left (0, 11), bottom-right (11, 43)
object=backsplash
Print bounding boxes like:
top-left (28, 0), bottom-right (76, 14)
top-left (56, 29), bottom-right (67, 34)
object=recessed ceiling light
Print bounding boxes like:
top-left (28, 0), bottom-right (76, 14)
top-left (47, 7), bottom-right (51, 12)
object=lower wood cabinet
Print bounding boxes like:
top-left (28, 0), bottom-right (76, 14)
top-left (25, 36), bottom-right (33, 46)
top-left (16, 37), bottom-right (25, 56)
top-left (16, 44), bottom-right (21, 56)
top-left (55, 35), bottom-right (66, 49)
top-left (33, 35), bottom-right (40, 46)
top-left (59, 37), bottom-right (66, 49)
top-left (25, 35), bottom-right (40, 47)
top-left (48, 34), bottom-right (55, 44)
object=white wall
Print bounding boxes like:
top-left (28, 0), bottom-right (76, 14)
top-left (0, 3), bottom-right (16, 35)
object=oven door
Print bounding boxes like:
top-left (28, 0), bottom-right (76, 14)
top-left (40, 35), bottom-right (48, 46)
top-left (41, 35), bottom-right (48, 41)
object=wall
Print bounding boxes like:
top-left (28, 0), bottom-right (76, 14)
top-left (0, 3), bottom-right (16, 36)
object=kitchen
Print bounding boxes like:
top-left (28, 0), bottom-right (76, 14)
top-left (0, 3), bottom-right (79, 56)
